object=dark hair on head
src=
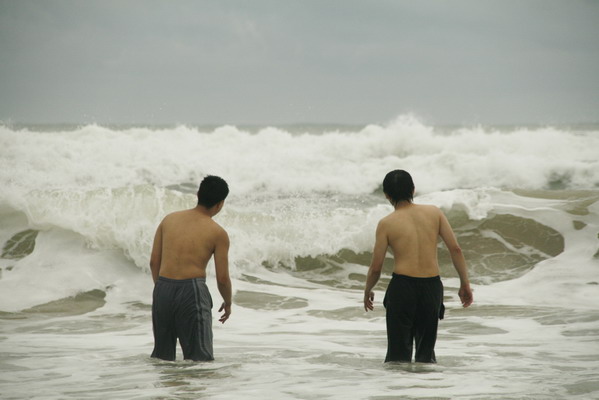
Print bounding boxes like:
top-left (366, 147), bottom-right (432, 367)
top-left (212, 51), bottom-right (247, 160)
top-left (383, 170), bottom-right (414, 204)
top-left (197, 175), bottom-right (229, 208)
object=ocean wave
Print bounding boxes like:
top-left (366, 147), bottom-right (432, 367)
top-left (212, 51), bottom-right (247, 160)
top-left (2, 185), bottom-right (592, 313)
top-left (1, 116), bottom-right (598, 197)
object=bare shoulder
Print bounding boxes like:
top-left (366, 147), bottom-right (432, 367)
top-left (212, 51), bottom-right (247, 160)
top-left (416, 204), bottom-right (442, 216)
top-left (416, 203), bottom-right (440, 211)
top-left (160, 211), bottom-right (175, 225)
top-left (161, 210), bottom-right (187, 224)
top-left (209, 218), bottom-right (229, 237)
top-left (378, 211), bottom-right (401, 233)
top-left (165, 209), bottom-right (189, 219)
top-left (212, 222), bottom-right (230, 248)
top-left (379, 212), bottom-right (396, 227)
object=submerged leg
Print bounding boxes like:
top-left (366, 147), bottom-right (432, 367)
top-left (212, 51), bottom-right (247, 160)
top-left (413, 279), bottom-right (443, 363)
top-left (384, 275), bottom-right (416, 362)
top-left (178, 278), bottom-right (214, 361)
top-left (151, 279), bottom-right (178, 361)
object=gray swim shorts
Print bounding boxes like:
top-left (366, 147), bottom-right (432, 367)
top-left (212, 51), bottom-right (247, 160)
top-left (151, 276), bottom-right (214, 361)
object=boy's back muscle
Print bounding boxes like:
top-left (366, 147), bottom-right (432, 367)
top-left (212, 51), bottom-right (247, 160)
top-left (159, 209), bottom-right (221, 279)
top-left (384, 204), bottom-right (441, 277)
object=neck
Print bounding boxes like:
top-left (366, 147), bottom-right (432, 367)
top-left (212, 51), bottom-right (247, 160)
top-left (393, 200), bottom-right (412, 210)
top-left (194, 204), bottom-right (215, 217)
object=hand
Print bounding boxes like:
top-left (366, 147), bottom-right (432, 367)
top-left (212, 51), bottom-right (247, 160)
top-left (218, 302), bottom-right (231, 323)
top-left (364, 291), bottom-right (375, 312)
top-left (459, 284), bottom-right (473, 308)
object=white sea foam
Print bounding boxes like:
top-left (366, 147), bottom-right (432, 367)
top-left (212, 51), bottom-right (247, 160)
top-left (1, 117), bottom-right (598, 196)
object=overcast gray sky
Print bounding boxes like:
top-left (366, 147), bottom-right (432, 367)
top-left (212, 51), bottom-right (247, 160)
top-left (1, 0), bottom-right (598, 125)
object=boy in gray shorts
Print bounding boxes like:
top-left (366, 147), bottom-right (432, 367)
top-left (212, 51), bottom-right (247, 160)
top-left (150, 176), bottom-right (232, 361)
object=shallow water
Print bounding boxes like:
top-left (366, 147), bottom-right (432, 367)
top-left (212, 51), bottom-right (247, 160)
top-left (2, 286), bottom-right (598, 399)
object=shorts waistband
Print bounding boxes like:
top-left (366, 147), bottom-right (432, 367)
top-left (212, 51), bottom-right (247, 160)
top-left (157, 276), bottom-right (206, 284)
top-left (391, 273), bottom-right (440, 282)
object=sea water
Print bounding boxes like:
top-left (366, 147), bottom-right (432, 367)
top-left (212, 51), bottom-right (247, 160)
top-left (1, 116), bottom-right (598, 399)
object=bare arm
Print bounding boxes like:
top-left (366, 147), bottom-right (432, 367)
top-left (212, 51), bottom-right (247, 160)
top-left (364, 220), bottom-right (388, 311)
top-left (214, 229), bottom-right (232, 323)
top-left (149, 222), bottom-right (163, 284)
top-left (439, 211), bottom-right (473, 307)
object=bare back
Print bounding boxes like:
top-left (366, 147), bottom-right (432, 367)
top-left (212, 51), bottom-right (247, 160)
top-left (382, 204), bottom-right (442, 277)
top-left (152, 208), bottom-right (226, 280)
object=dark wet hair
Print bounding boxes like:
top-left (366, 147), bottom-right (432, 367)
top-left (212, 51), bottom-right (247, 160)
top-left (383, 170), bottom-right (414, 204)
top-left (197, 175), bottom-right (229, 208)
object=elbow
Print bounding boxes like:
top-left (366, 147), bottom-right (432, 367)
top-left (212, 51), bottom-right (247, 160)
top-left (369, 258), bottom-right (384, 273)
top-left (449, 245), bottom-right (463, 255)
top-left (368, 265), bottom-right (382, 277)
top-left (217, 275), bottom-right (231, 287)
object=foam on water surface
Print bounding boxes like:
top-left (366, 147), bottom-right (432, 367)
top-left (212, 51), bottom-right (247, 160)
top-left (1, 118), bottom-right (599, 194)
